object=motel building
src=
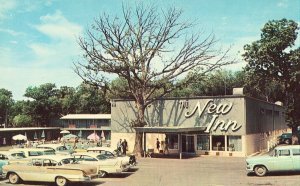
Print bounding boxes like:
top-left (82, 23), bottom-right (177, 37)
top-left (110, 90), bottom-right (288, 157)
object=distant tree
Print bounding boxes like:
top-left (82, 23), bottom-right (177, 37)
top-left (24, 83), bottom-right (60, 126)
top-left (0, 88), bottom-right (13, 127)
top-left (75, 83), bottom-right (111, 114)
top-left (12, 114), bottom-right (33, 127)
top-left (75, 4), bottom-right (234, 155)
top-left (58, 86), bottom-right (77, 115)
top-left (243, 19), bottom-right (300, 136)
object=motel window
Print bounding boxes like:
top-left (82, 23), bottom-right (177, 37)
top-left (166, 134), bottom-right (178, 149)
top-left (197, 135), bottom-right (210, 151)
top-left (227, 136), bottom-right (242, 151)
top-left (212, 135), bottom-right (225, 151)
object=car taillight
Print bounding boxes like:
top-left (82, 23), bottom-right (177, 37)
top-left (82, 171), bottom-right (87, 177)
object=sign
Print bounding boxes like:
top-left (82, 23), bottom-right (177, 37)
top-left (185, 100), bottom-right (242, 133)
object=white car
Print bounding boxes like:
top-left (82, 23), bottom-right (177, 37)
top-left (73, 152), bottom-right (128, 177)
top-left (9, 148), bottom-right (55, 157)
top-left (87, 147), bottom-right (137, 166)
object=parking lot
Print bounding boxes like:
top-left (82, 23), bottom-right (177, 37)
top-left (1, 155), bottom-right (300, 186)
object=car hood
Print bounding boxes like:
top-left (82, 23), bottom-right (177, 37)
top-left (246, 155), bottom-right (272, 162)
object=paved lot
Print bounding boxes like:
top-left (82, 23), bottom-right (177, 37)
top-left (1, 156), bottom-right (300, 186)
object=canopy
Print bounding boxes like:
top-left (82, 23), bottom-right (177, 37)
top-left (78, 130), bottom-right (82, 138)
top-left (62, 133), bottom-right (78, 140)
top-left (101, 130), bottom-right (105, 140)
top-left (41, 130), bottom-right (45, 138)
top-left (12, 134), bottom-right (27, 141)
top-left (87, 132), bottom-right (100, 141)
top-left (60, 130), bottom-right (70, 134)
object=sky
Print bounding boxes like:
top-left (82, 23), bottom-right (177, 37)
top-left (0, 0), bottom-right (299, 100)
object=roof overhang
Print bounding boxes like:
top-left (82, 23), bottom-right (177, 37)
top-left (133, 126), bottom-right (206, 133)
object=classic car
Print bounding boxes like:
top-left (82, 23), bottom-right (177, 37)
top-left (9, 148), bottom-right (55, 157)
top-left (73, 152), bottom-right (128, 177)
top-left (0, 151), bottom-right (26, 177)
top-left (37, 144), bottom-right (74, 155)
top-left (87, 147), bottom-right (137, 166)
top-left (246, 145), bottom-right (300, 176)
top-left (2, 155), bottom-right (98, 186)
top-left (277, 131), bottom-right (300, 144)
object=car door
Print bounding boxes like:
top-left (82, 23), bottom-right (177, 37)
top-left (291, 148), bottom-right (300, 171)
top-left (274, 149), bottom-right (294, 171)
top-left (19, 159), bottom-right (46, 181)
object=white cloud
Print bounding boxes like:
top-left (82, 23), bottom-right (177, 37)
top-left (0, 28), bottom-right (24, 36)
top-left (0, 0), bottom-right (16, 20)
top-left (35, 10), bottom-right (82, 40)
top-left (29, 10), bottom-right (83, 66)
top-left (277, 0), bottom-right (288, 8)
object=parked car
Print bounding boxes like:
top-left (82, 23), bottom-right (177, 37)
top-left (73, 152), bottom-right (128, 177)
top-left (246, 145), bottom-right (300, 176)
top-left (9, 148), bottom-right (55, 157)
top-left (277, 131), bottom-right (300, 144)
top-left (0, 151), bottom-right (26, 177)
top-left (37, 144), bottom-right (74, 155)
top-left (2, 155), bottom-right (98, 186)
top-left (87, 147), bottom-right (137, 166)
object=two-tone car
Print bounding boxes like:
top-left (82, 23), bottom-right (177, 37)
top-left (73, 152), bottom-right (127, 177)
top-left (2, 155), bottom-right (98, 186)
top-left (246, 145), bottom-right (300, 176)
top-left (87, 147), bottom-right (137, 166)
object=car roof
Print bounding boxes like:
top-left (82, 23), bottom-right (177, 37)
top-left (276, 145), bottom-right (300, 150)
top-left (0, 151), bottom-right (24, 155)
top-left (87, 147), bottom-right (114, 151)
top-left (29, 155), bottom-right (73, 162)
top-left (73, 152), bottom-right (101, 157)
top-left (9, 148), bottom-right (54, 152)
top-left (37, 144), bottom-right (65, 148)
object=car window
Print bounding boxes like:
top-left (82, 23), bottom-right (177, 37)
top-left (292, 149), bottom-right (300, 156)
top-left (96, 154), bottom-right (108, 160)
top-left (0, 154), bottom-right (8, 160)
top-left (11, 153), bottom-right (26, 159)
top-left (28, 151), bottom-right (43, 156)
top-left (44, 150), bottom-right (55, 155)
top-left (278, 149), bottom-right (290, 156)
top-left (57, 146), bottom-right (67, 151)
top-left (83, 155), bottom-right (98, 161)
top-left (43, 159), bottom-right (51, 166)
top-left (32, 159), bottom-right (43, 166)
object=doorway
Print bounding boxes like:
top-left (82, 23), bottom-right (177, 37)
top-left (182, 135), bottom-right (195, 153)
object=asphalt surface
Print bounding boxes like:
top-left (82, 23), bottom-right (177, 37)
top-left (1, 156), bottom-right (300, 186)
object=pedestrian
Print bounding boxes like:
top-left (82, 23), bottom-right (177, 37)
top-left (117, 139), bottom-right (122, 152)
top-left (164, 137), bottom-right (169, 155)
top-left (156, 138), bottom-right (160, 153)
top-left (122, 139), bottom-right (128, 155)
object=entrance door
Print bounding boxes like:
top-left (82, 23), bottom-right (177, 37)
top-left (181, 135), bottom-right (195, 153)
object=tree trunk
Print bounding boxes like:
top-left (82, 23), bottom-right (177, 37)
top-left (133, 101), bottom-right (146, 157)
top-left (292, 125), bottom-right (299, 145)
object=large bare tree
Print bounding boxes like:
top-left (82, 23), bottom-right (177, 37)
top-left (75, 4), bottom-right (234, 155)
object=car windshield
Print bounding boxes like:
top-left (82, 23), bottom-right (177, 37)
top-left (268, 149), bottom-right (276, 156)
top-left (61, 158), bottom-right (78, 165)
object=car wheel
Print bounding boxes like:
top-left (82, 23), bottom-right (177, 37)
top-left (55, 176), bottom-right (68, 186)
top-left (98, 171), bottom-right (108, 178)
top-left (254, 165), bottom-right (267, 177)
top-left (8, 172), bottom-right (20, 184)
top-left (284, 139), bottom-right (291, 144)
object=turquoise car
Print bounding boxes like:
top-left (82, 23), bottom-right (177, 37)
top-left (0, 151), bottom-right (26, 177)
top-left (246, 145), bottom-right (300, 176)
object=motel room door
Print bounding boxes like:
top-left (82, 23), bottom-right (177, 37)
top-left (182, 135), bottom-right (195, 153)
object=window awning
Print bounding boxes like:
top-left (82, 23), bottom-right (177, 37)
top-left (133, 126), bottom-right (206, 133)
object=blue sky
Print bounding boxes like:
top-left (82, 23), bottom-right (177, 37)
top-left (0, 0), bottom-right (299, 100)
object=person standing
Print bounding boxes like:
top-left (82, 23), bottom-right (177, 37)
top-left (122, 139), bottom-right (128, 155)
top-left (156, 138), bottom-right (160, 153)
top-left (117, 139), bottom-right (122, 152)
